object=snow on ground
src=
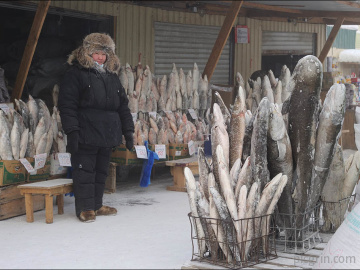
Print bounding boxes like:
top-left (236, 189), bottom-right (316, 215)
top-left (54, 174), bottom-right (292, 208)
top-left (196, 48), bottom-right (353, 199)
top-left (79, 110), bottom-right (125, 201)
top-left (0, 166), bottom-right (194, 269)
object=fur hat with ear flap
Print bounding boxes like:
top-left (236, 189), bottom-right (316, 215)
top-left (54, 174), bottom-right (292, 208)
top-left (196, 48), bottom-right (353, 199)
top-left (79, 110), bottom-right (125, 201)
top-left (67, 33), bottom-right (121, 74)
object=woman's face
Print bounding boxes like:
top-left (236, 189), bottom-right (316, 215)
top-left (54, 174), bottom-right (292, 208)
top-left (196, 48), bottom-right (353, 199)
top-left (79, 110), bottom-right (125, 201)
top-left (91, 51), bottom-right (107, 65)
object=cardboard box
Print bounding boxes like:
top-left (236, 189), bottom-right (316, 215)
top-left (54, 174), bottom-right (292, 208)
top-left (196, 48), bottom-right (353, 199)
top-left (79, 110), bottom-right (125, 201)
top-left (110, 144), bottom-right (143, 165)
top-left (169, 143), bottom-right (190, 160)
top-left (50, 153), bottom-right (68, 176)
top-left (26, 157), bottom-right (51, 182)
top-left (0, 160), bottom-right (27, 186)
top-left (148, 144), bottom-right (169, 162)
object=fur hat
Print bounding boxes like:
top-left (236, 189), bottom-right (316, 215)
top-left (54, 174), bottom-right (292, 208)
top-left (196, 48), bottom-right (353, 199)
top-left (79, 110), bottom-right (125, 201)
top-left (67, 33), bottom-right (120, 74)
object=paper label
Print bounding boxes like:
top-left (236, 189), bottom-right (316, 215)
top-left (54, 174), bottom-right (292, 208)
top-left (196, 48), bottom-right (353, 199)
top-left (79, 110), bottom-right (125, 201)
top-left (58, 153), bottom-right (72, 167)
top-left (0, 104), bottom-right (10, 114)
top-left (19, 158), bottom-right (35, 173)
top-left (188, 109), bottom-right (197, 119)
top-left (175, 150), bottom-right (182, 156)
top-left (135, 145), bottom-right (148, 159)
top-left (149, 111), bottom-right (157, 119)
top-left (155, 144), bottom-right (166, 159)
top-left (131, 113), bottom-right (137, 122)
top-left (34, 153), bottom-right (47, 170)
top-left (188, 140), bottom-right (195, 156)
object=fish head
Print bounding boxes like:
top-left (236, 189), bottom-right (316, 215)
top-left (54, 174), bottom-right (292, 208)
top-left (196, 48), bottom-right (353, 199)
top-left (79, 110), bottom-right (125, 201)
top-left (292, 55), bottom-right (323, 87)
top-left (323, 83), bottom-right (346, 116)
top-left (268, 103), bottom-right (286, 141)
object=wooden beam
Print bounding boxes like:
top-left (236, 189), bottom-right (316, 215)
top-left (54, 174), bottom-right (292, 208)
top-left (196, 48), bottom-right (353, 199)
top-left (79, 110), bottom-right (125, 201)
top-left (203, 0), bottom-right (243, 81)
top-left (11, 0), bottom-right (51, 101)
top-left (242, 1), bottom-right (303, 14)
top-left (318, 17), bottom-right (345, 63)
top-left (336, 1), bottom-right (360, 9)
top-left (246, 9), bottom-right (360, 18)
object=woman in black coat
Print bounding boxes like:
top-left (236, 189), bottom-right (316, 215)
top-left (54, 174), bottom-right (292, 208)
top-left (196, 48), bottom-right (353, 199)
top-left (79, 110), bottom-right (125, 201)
top-left (58, 33), bottom-right (134, 222)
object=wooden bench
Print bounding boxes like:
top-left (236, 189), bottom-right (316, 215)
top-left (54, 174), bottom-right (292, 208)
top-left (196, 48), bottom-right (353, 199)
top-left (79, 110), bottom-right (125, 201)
top-left (165, 156), bottom-right (199, 192)
top-left (17, 178), bottom-right (73, 224)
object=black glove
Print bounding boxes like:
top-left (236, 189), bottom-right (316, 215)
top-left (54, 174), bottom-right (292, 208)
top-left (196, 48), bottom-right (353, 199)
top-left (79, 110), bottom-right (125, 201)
top-left (66, 131), bottom-right (79, 154)
top-left (124, 133), bottom-right (134, 151)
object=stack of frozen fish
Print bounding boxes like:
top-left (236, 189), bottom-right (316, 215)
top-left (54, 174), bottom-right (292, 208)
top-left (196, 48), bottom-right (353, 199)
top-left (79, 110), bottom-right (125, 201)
top-left (184, 55), bottom-right (360, 263)
top-left (119, 62), bottom-right (212, 119)
top-left (131, 110), bottom-right (210, 146)
top-left (0, 85), bottom-right (66, 160)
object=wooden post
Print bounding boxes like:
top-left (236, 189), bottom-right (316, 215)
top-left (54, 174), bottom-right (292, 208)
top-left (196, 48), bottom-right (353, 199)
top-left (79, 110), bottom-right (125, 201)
top-left (202, 0), bottom-right (243, 81)
top-left (11, 0), bottom-right (51, 101)
top-left (318, 17), bottom-right (345, 63)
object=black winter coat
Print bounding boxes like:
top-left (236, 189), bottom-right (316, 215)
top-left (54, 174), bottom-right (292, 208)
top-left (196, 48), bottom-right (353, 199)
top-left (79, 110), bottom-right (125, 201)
top-left (58, 63), bottom-right (134, 148)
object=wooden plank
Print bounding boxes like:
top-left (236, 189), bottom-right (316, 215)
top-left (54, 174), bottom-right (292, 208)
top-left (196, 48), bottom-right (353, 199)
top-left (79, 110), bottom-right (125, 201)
top-left (318, 17), bottom-right (345, 63)
top-left (0, 194), bottom-right (44, 220)
top-left (246, 9), bottom-right (360, 18)
top-left (166, 156), bottom-right (198, 166)
top-left (336, 1), bottom-right (360, 9)
top-left (11, 0), bottom-right (51, 101)
top-left (202, 0), bottom-right (243, 81)
top-left (18, 178), bottom-right (73, 189)
top-left (242, 1), bottom-right (302, 14)
top-left (0, 185), bottom-right (23, 203)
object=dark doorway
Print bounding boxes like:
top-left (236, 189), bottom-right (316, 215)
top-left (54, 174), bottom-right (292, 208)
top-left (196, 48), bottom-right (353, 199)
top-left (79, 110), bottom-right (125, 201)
top-left (261, 54), bottom-right (307, 78)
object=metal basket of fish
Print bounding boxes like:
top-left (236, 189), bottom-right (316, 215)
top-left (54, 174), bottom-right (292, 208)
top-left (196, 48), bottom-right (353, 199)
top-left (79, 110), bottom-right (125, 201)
top-left (272, 202), bottom-right (322, 254)
top-left (188, 212), bottom-right (277, 269)
top-left (320, 194), bottom-right (356, 234)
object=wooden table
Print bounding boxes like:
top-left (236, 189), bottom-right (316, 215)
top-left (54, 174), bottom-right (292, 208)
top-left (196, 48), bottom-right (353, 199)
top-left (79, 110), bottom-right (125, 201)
top-left (18, 178), bottom-right (73, 224)
top-left (165, 156), bottom-right (199, 192)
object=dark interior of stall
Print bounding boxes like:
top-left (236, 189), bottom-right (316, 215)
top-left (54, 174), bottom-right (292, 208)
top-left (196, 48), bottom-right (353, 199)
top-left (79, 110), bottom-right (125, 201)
top-left (261, 54), bottom-right (307, 78)
top-left (0, 4), bottom-right (113, 107)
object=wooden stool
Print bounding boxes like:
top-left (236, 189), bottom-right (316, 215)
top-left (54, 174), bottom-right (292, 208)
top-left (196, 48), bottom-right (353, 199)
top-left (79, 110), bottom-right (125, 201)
top-left (17, 178), bottom-right (73, 224)
top-left (165, 156), bottom-right (199, 192)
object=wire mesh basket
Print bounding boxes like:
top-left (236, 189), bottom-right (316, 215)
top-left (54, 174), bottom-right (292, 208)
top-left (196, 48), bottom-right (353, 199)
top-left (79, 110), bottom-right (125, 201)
top-left (320, 194), bottom-right (356, 233)
top-left (272, 202), bottom-right (322, 254)
top-left (188, 212), bottom-right (277, 269)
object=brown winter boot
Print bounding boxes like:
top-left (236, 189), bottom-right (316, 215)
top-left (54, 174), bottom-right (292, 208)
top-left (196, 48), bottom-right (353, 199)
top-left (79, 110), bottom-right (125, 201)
top-left (95, 205), bottom-right (117, 216)
top-left (79, 210), bottom-right (96, 222)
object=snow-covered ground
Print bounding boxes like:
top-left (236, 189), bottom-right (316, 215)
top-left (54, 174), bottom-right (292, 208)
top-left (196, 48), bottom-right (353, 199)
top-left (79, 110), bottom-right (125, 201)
top-left (0, 166), bottom-right (193, 269)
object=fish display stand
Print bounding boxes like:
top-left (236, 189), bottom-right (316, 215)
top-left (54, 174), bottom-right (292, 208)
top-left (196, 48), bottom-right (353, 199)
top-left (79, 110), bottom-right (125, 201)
top-left (272, 203), bottom-right (323, 254)
top-left (165, 156), bottom-right (199, 192)
top-left (187, 212), bottom-right (277, 269)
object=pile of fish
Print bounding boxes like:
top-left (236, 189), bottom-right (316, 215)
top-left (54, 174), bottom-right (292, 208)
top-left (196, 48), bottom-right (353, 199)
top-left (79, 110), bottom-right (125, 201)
top-left (119, 62), bottom-right (212, 119)
top-left (184, 55), bottom-right (360, 262)
top-left (0, 85), bottom-right (66, 160)
top-left (131, 110), bottom-right (210, 145)
top-left (0, 66), bottom-right (11, 103)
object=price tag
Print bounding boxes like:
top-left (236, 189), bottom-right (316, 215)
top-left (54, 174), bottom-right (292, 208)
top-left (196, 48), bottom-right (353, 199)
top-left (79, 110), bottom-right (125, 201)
top-left (188, 140), bottom-right (195, 156)
top-left (135, 145), bottom-right (148, 159)
top-left (58, 153), bottom-right (72, 167)
top-left (175, 150), bottom-right (182, 156)
top-left (34, 153), bottom-right (47, 170)
top-left (0, 104), bottom-right (10, 114)
top-left (155, 144), bottom-right (166, 159)
top-left (149, 111), bottom-right (157, 119)
top-left (131, 113), bottom-right (137, 122)
top-left (188, 109), bottom-right (198, 120)
top-left (19, 158), bottom-right (35, 173)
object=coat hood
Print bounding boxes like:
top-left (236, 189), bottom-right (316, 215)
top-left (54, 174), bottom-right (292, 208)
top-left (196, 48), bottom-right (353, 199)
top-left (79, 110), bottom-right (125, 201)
top-left (67, 33), bottom-right (120, 74)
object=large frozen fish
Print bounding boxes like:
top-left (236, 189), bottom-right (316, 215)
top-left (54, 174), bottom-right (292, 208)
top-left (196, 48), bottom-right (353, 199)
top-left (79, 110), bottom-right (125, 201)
top-left (37, 99), bottom-right (52, 132)
top-left (209, 186), bottom-right (241, 262)
top-left (10, 121), bottom-right (20, 160)
top-left (119, 66), bottom-right (128, 94)
top-left (198, 147), bottom-right (211, 201)
top-left (27, 95), bottom-right (39, 128)
top-left (25, 132), bottom-right (35, 158)
top-left (268, 70), bottom-right (277, 90)
top-left (287, 55), bottom-right (322, 229)
top-left (19, 128), bottom-right (29, 159)
top-left (229, 86), bottom-right (246, 168)
top-left (261, 75), bottom-right (274, 104)
top-left (273, 80), bottom-right (282, 105)
top-left (57, 131), bottom-right (67, 153)
top-left (186, 71), bottom-right (193, 109)
top-left (241, 112), bottom-right (254, 163)
top-left (321, 144), bottom-right (346, 231)
top-left (251, 77), bottom-right (262, 114)
top-left (237, 184), bottom-right (247, 255)
top-left (214, 91), bottom-right (231, 130)
top-left (279, 65), bottom-right (291, 102)
top-left (244, 182), bottom-right (259, 258)
top-left (0, 131), bottom-right (13, 160)
top-left (184, 167), bottom-right (207, 257)
top-left (45, 128), bottom-right (54, 156)
top-left (159, 75), bottom-right (167, 102)
top-left (235, 156), bottom-right (252, 200)
top-left (126, 63), bottom-right (134, 96)
top-left (343, 151), bottom-right (360, 199)
top-left (208, 173), bottom-right (234, 263)
top-left (211, 124), bottom-right (229, 189)
top-left (229, 158), bottom-right (242, 192)
top-left (267, 103), bottom-right (293, 231)
top-left (251, 97), bottom-right (270, 190)
top-left (308, 83), bottom-right (346, 210)
top-left (134, 73), bottom-right (143, 99)
top-left (36, 132), bottom-right (47, 155)
top-left (34, 117), bottom-right (46, 149)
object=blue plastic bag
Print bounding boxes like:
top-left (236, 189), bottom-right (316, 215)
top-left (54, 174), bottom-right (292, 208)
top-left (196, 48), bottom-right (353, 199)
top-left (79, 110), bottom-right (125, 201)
top-left (140, 141), bottom-right (159, 187)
